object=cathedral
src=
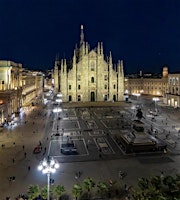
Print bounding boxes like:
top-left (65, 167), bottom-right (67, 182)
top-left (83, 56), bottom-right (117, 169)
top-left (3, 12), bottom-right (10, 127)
top-left (54, 25), bottom-right (124, 102)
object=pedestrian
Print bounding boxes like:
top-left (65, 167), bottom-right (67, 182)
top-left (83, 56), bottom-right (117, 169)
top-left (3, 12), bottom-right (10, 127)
top-left (75, 173), bottom-right (78, 180)
top-left (13, 142), bottom-right (15, 146)
top-left (12, 158), bottom-right (15, 163)
top-left (160, 171), bottom-right (164, 180)
top-left (22, 145), bottom-right (25, 150)
top-left (24, 152), bottom-right (27, 158)
top-left (28, 166), bottom-right (30, 171)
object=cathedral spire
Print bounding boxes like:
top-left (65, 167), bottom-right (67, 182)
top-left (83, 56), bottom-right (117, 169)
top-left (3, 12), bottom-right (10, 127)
top-left (80, 25), bottom-right (84, 45)
top-left (55, 53), bottom-right (59, 61)
top-left (97, 42), bottom-right (100, 54)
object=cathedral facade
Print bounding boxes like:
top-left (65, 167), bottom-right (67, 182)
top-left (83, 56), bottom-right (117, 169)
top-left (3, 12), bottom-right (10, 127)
top-left (54, 26), bottom-right (124, 102)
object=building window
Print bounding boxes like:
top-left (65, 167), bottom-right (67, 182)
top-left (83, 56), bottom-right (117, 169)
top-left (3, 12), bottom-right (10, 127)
top-left (69, 95), bottom-right (72, 101)
top-left (77, 75), bottom-right (81, 81)
top-left (91, 77), bottom-right (94, 83)
top-left (78, 95), bottom-right (81, 101)
top-left (104, 75), bottom-right (108, 81)
top-left (78, 85), bottom-right (81, 90)
top-left (91, 62), bottom-right (94, 71)
top-left (69, 85), bottom-right (71, 90)
top-left (104, 85), bottom-right (107, 89)
top-left (113, 84), bottom-right (116, 89)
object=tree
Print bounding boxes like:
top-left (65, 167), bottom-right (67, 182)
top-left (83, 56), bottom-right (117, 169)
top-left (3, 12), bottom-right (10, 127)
top-left (41, 185), bottom-right (55, 200)
top-left (138, 178), bottom-right (149, 190)
top-left (96, 181), bottom-right (109, 198)
top-left (82, 177), bottom-right (95, 199)
top-left (163, 175), bottom-right (176, 192)
top-left (132, 175), bottom-right (180, 200)
top-left (150, 176), bottom-right (162, 190)
top-left (41, 186), bottom-right (48, 200)
top-left (54, 184), bottom-right (65, 199)
top-left (83, 177), bottom-right (95, 192)
top-left (27, 185), bottom-right (40, 200)
top-left (72, 184), bottom-right (83, 200)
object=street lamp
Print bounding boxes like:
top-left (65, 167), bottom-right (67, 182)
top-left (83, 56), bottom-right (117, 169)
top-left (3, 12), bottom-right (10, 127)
top-left (152, 97), bottom-right (159, 112)
top-left (38, 157), bottom-right (59, 200)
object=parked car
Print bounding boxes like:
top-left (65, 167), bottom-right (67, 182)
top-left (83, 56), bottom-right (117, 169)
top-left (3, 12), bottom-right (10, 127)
top-left (60, 143), bottom-right (77, 155)
top-left (149, 110), bottom-right (158, 116)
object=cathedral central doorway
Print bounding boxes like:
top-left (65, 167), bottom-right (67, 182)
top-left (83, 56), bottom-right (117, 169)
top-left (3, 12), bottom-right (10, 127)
top-left (90, 92), bottom-right (95, 102)
top-left (113, 95), bottom-right (116, 102)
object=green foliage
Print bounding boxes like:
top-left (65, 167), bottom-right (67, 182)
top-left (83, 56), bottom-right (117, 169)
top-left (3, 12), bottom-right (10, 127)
top-left (163, 175), bottom-right (176, 191)
top-left (132, 174), bottom-right (180, 200)
top-left (150, 176), bottom-right (162, 190)
top-left (41, 185), bottom-right (48, 199)
top-left (138, 178), bottom-right (149, 190)
top-left (26, 174), bottom-right (180, 200)
top-left (72, 184), bottom-right (83, 200)
top-left (27, 185), bottom-right (40, 200)
top-left (83, 177), bottom-right (95, 192)
top-left (54, 184), bottom-right (65, 198)
top-left (96, 181), bottom-right (109, 197)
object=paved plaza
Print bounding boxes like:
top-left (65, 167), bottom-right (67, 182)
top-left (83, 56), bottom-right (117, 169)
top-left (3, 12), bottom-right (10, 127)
top-left (0, 100), bottom-right (180, 199)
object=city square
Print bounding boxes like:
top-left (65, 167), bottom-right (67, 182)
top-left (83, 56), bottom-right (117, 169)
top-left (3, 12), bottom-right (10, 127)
top-left (0, 1), bottom-right (180, 199)
top-left (0, 97), bottom-right (180, 199)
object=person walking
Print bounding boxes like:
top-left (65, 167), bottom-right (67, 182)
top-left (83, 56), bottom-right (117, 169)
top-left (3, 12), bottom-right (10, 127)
top-left (24, 152), bottom-right (27, 158)
top-left (160, 171), bottom-right (164, 180)
top-left (28, 166), bottom-right (30, 171)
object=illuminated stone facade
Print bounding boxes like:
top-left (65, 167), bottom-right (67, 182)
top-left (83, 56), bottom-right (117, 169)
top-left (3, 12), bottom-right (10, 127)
top-left (0, 60), bottom-right (23, 123)
top-left (165, 73), bottom-right (180, 108)
top-left (124, 67), bottom-right (168, 97)
top-left (0, 60), bottom-right (43, 124)
top-left (22, 70), bottom-right (44, 106)
top-left (54, 26), bottom-right (124, 102)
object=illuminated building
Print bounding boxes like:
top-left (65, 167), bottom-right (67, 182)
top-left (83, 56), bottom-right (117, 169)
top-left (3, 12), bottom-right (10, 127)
top-left (22, 70), bottom-right (43, 106)
top-left (54, 25), bottom-right (124, 102)
top-left (0, 60), bottom-right (43, 124)
top-left (124, 67), bottom-right (168, 97)
top-left (165, 73), bottom-right (180, 108)
top-left (0, 60), bottom-right (23, 123)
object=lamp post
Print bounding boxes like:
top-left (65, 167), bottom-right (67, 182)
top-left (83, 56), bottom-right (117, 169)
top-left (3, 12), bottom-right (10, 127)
top-left (38, 157), bottom-right (59, 200)
top-left (152, 97), bottom-right (159, 112)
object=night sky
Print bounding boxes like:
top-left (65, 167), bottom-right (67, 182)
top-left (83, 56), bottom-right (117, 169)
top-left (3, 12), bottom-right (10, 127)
top-left (0, 0), bottom-right (180, 74)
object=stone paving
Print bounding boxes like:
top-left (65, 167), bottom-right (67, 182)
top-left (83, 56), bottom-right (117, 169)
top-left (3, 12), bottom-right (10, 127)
top-left (0, 100), bottom-right (180, 199)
